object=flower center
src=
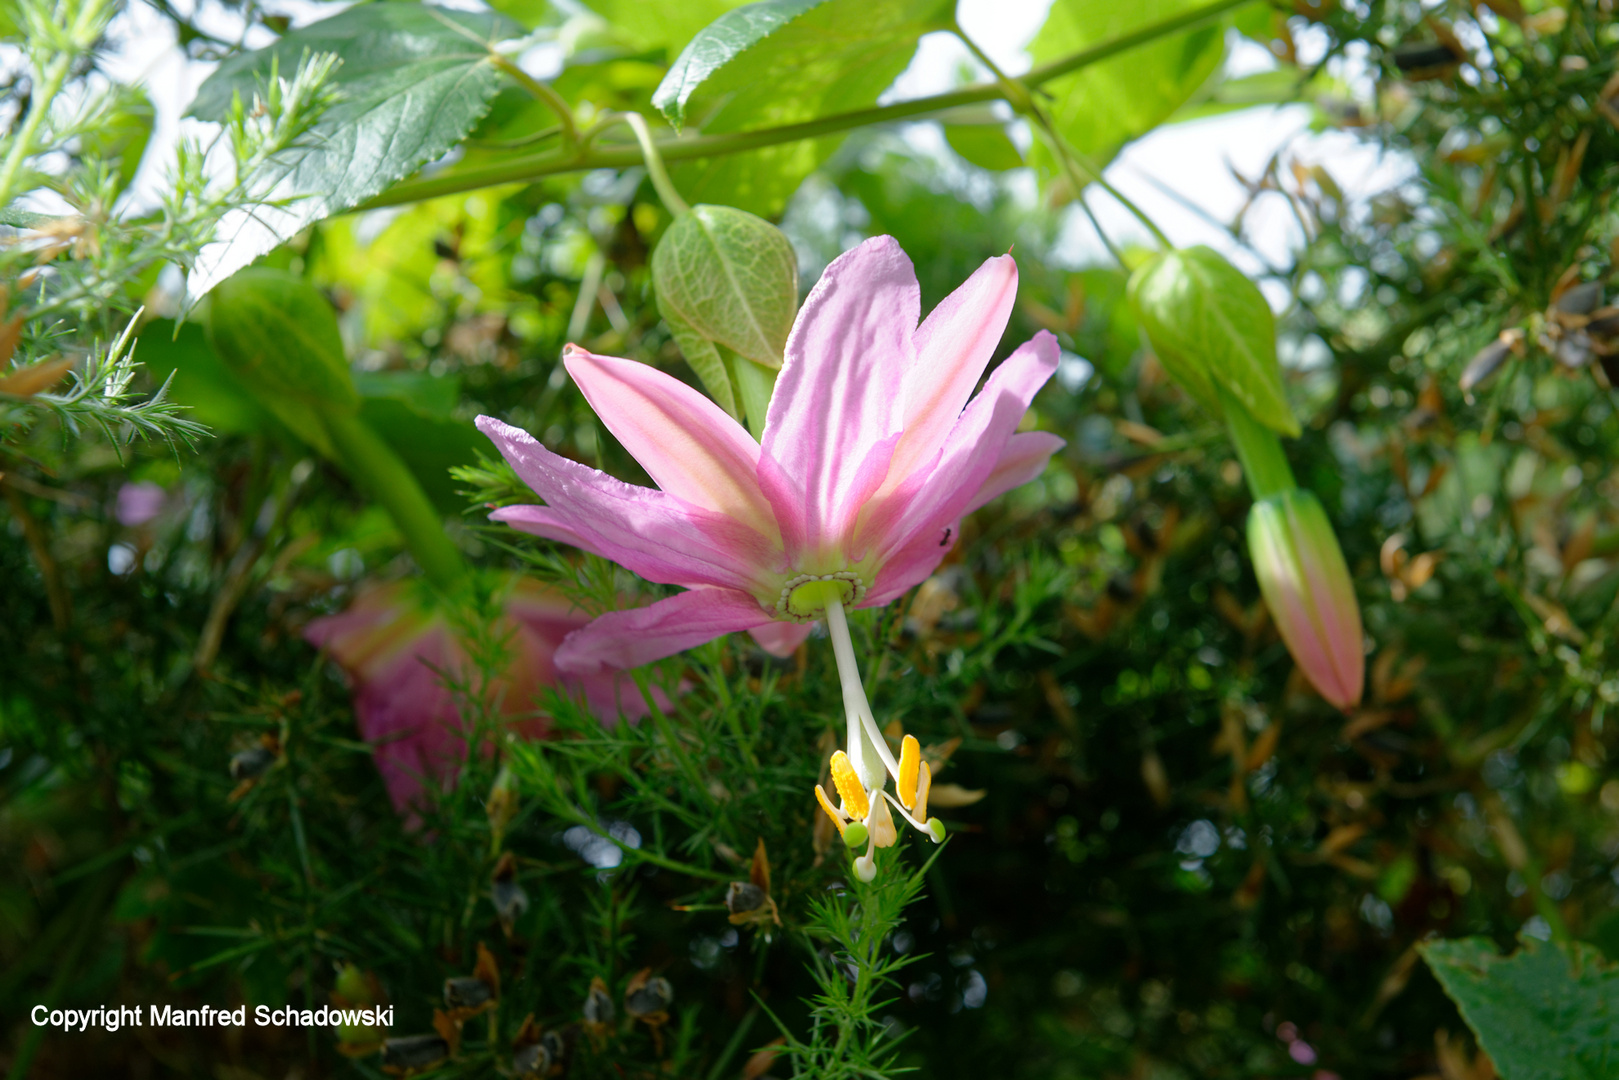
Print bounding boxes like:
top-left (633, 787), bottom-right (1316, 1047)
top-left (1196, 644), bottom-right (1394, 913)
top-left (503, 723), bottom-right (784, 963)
top-left (778, 571), bottom-right (866, 620)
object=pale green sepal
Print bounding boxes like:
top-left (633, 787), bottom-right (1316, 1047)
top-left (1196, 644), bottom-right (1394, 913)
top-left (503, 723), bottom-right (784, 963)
top-left (1127, 246), bottom-right (1300, 438)
top-left (663, 306), bottom-right (739, 420)
top-left (729, 350), bottom-right (776, 442)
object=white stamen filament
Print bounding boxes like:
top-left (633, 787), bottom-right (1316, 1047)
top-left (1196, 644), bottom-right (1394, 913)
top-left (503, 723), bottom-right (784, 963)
top-left (824, 598), bottom-right (899, 788)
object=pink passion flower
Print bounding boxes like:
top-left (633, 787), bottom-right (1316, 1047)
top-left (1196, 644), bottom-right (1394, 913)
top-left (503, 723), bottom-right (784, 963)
top-left (304, 578), bottom-right (654, 817)
top-left (475, 236), bottom-right (1063, 878)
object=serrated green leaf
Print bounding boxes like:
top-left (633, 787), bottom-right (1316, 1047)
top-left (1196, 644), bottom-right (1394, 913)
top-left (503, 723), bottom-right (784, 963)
top-left (943, 122), bottom-right (1024, 171)
top-left (652, 0), bottom-right (827, 130)
top-left (1029, 0), bottom-right (1224, 161)
top-left (1127, 246), bottom-right (1299, 437)
top-left (652, 204), bottom-right (798, 371)
top-left (660, 0), bottom-right (953, 215)
top-left (1421, 937), bottom-right (1619, 1080)
top-left (185, 3), bottom-right (519, 300)
top-left (205, 269), bottom-right (358, 415)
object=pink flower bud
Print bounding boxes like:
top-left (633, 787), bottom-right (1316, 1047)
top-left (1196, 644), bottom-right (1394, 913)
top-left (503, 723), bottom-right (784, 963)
top-left (1246, 490), bottom-right (1365, 710)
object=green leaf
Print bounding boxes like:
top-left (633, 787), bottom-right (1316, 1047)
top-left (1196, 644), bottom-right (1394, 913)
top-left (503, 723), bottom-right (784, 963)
top-left (651, 0), bottom-right (827, 130)
top-left (136, 321), bottom-right (277, 437)
top-left (1127, 246), bottom-right (1299, 437)
top-left (1029, 0), bottom-right (1224, 160)
top-left (356, 392), bottom-right (487, 514)
top-left (652, 205), bottom-right (798, 370)
top-left (657, 0), bottom-right (954, 215)
top-left (943, 122), bottom-right (1024, 171)
top-left (185, 3), bottom-right (519, 299)
top-left (587, 0), bottom-right (758, 56)
top-left (205, 269), bottom-right (358, 414)
top-left (1421, 937), bottom-right (1619, 1080)
top-left (354, 370), bottom-right (461, 419)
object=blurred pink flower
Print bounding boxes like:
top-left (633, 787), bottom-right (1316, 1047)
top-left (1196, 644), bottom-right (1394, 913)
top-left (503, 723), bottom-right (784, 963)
top-left (305, 578), bottom-right (654, 816)
top-left (116, 481), bottom-right (169, 527)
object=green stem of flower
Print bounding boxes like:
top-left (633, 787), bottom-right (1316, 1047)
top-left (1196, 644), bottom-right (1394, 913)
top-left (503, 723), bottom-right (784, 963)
top-left (1218, 382), bottom-right (1296, 500)
top-left (621, 112), bottom-right (691, 217)
top-left (367, 0), bottom-right (1254, 210)
top-left (318, 407), bottom-right (466, 592)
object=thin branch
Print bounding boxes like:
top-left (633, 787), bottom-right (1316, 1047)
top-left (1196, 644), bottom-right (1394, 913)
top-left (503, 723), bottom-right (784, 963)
top-left (361, 0), bottom-right (1257, 210)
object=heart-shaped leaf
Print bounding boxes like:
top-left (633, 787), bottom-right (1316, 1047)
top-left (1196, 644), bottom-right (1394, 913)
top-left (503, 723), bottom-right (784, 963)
top-left (1128, 246), bottom-right (1299, 437)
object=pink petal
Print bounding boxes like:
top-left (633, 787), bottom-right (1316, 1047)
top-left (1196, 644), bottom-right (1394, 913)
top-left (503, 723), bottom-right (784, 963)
top-left (554, 587), bottom-right (777, 673)
top-left (864, 520), bottom-right (963, 608)
top-left (861, 331), bottom-right (1060, 571)
top-left (748, 621), bottom-right (814, 657)
top-left (965, 431), bottom-right (1066, 513)
top-left (759, 236), bottom-right (916, 564)
top-left (479, 416), bottom-right (777, 593)
top-left (887, 254), bottom-right (1018, 487)
top-left (563, 347), bottom-right (778, 535)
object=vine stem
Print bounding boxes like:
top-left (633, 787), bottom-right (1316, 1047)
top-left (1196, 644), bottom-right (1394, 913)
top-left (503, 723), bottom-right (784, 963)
top-left (361, 0), bottom-right (1256, 210)
top-left (491, 54), bottom-right (578, 150)
top-left (620, 112), bottom-right (691, 216)
top-left (1217, 382), bottom-right (1296, 500)
top-left (954, 23), bottom-right (1171, 252)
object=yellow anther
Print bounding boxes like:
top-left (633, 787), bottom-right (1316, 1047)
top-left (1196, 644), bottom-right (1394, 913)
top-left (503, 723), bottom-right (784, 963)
top-left (897, 735), bottom-right (920, 809)
top-left (829, 751), bottom-right (869, 821)
top-left (814, 785), bottom-right (846, 836)
top-left (914, 760), bottom-right (932, 821)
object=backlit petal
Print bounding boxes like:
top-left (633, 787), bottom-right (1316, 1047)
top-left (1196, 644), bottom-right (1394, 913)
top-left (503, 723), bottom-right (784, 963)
top-left (479, 416), bottom-right (776, 593)
top-left (887, 254), bottom-right (1019, 488)
top-left (862, 331), bottom-right (1060, 573)
top-left (758, 236), bottom-right (915, 564)
top-left (553, 586), bottom-right (776, 674)
top-left (564, 347), bottom-right (777, 534)
top-left (964, 431), bottom-right (1066, 513)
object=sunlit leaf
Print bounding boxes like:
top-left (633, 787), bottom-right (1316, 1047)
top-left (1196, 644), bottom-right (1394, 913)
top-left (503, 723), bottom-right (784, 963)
top-left (656, 0), bottom-right (954, 215)
top-left (1028, 0), bottom-right (1224, 161)
top-left (185, 3), bottom-right (519, 301)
